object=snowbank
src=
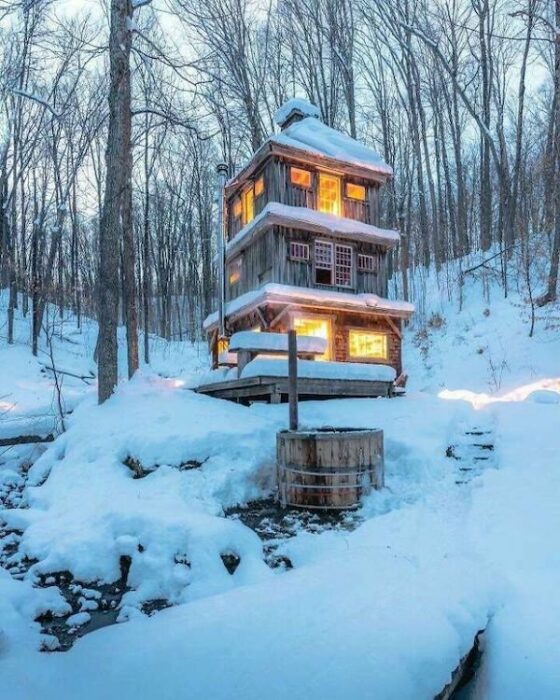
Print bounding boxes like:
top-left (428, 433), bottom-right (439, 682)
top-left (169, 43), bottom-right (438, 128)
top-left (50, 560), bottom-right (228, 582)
top-left (2, 372), bottom-right (276, 609)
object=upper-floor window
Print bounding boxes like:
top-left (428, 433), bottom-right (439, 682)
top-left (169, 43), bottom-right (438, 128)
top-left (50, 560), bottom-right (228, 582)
top-left (233, 175), bottom-right (265, 227)
top-left (290, 167), bottom-right (312, 189)
top-left (255, 175), bottom-right (265, 198)
top-left (289, 241), bottom-right (310, 261)
top-left (314, 240), bottom-right (353, 287)
top-left (346, 182), bottom-right (366, 201)
top-left (242, 187), bottom-right (254, 225)
top-left (318, 173), bottom-right (341, 216)
top-left (358, 253), bottom-right (377, 273)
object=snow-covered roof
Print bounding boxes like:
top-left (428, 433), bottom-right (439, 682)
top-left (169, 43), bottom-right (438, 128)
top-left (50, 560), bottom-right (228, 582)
top-left (203, 283), bottom-right (414, 330)
top-left (226, 202), bottom-right (399, 259)
top-left (229, 331), bottom-right (327, 355)
top-left (274, 98), bottom-right (321, 127)
top-left (271, 116), bottom-right (392, 178)
top-left (241, 357), bottom-right (396, 383)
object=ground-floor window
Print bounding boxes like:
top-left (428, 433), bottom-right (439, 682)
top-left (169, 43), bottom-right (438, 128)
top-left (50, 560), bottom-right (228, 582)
top-left (348, 329), bottom-right (388, 360)
top-left (292, 316), bottom-right (331, 360)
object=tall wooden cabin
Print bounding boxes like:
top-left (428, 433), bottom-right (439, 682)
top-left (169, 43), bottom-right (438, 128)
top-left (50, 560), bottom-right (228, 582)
top-left (203, 98), bottom-right (413, 382)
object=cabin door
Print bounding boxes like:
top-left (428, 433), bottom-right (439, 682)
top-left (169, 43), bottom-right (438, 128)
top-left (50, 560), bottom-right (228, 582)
top-left (292, 316), bottom-right (332, 361)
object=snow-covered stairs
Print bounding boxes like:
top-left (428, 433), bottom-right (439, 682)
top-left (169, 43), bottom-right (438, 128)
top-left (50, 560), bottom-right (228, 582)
top-left (446, 427), bottom-right (496, 485)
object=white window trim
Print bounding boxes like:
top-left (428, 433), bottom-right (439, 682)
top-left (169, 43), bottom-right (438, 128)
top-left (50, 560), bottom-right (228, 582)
top-left (334, 243), bottom-right (353, 288)
top-left (289, 241), bottom-right (310, 262)
top-left (357, 253), bottom-right (377, 273)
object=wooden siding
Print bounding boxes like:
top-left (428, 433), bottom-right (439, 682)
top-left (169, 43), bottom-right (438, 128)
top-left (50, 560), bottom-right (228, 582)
top-left (226, 155), bottom-right (382, 239)
top-left (225, 225), bottom-right (388, 302)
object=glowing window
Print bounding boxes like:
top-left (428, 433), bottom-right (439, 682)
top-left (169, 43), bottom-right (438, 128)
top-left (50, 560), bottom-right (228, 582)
top-left (358, 253), bottom-right (377, 272)
top-left (232, 198), bottom-right (242, 219)
top-left (318, 173), bottom-right (341, 215)
top-left (289, 241), bottom-right (310, 261)
top-left (293, 317), bottom-right (331, 360)
top-left (229, 257), bottom-right (242, 285)
top-left (290, 167), bottom-right (312, 189)
top-left (255, 176), bottom-right (265, 197)
top-left (348, 330), bottom-right (388, 360)
top-left (242, 187), bottom-right (254, 225)
top-left (346, 183), bottom-right (366, 201)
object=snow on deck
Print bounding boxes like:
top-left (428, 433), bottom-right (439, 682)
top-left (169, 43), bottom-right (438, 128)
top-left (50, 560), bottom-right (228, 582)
top-left (242, 357), bottom-right (396, 383)
top-left (226, 202), bottom-right (400, 259)
top-left (203, 283), bottom-right (414, 330)
top-left (229, 331), bottom-right (327, 354)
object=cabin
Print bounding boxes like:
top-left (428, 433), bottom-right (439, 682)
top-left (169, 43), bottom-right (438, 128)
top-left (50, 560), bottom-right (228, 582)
top-left (198, 98), bottom-right (413, 403)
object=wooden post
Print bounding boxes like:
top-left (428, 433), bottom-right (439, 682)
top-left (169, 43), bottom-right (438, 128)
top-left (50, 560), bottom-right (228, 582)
top-left (288, 330), bottom-right (298, 430)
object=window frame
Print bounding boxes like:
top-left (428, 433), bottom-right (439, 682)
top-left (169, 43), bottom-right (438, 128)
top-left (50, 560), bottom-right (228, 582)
top-left (346, 182), bottom-right (366, 201)
top-left (289, 311), bottom-right (334, 361)
top-left (347, 329), bottom-right (389, 361)
top-left (357, 253), bottom-right (377, 273)
top-left (290, 166), bottom-right (312, 189)
top-left (314, 239), bottom-right (334, 285)
top-left (289, 241), bottom-right (310, 262)
top-left (334, 243), bottom-right (353, 287)
top-left (318, 173), bottom-right (341, 216)
top-left (242, 186), bottom-right (254, 226)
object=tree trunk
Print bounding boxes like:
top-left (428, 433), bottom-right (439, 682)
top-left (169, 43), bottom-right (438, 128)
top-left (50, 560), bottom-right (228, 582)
top-left (97, 0), bottom-right (133, 403)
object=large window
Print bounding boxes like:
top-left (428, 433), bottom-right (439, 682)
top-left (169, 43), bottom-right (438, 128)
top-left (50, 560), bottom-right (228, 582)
top-left (348, 330), bottom-right (388, 360)
top-left (318, 174), bottom-right (341, 215)
top-left (293, 317), bottom-right (331, 360)
top-left (314, 240), bottom-right (353, 287)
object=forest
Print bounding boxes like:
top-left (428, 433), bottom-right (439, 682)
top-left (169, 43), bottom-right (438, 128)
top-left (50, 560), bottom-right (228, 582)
top-left (0, 0), bottom-right (558, 401)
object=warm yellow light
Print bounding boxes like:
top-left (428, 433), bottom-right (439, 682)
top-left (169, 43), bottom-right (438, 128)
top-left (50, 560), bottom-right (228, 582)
top-left (346, 182), bottom-right (366, 201)
top-left (318, 174), bottom-right (341, 215)
top-left (254, 176), bottom-right (264, 197)
top-left (242, 187), bottom-right (254, 225)
top-left (232, 198), bottom-right (242, 219)
top-left (293, 317), bottom-right (331, 360)
top-left (290, 167), bottom-right (312, 188)
top-left (217, 337), bottom-right (229, 355)
top-left (348, 330), bottom-right (388, 360)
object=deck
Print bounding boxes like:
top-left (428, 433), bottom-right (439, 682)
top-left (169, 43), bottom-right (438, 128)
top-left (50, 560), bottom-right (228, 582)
top-left (196, 374), bottom-right (393, 404)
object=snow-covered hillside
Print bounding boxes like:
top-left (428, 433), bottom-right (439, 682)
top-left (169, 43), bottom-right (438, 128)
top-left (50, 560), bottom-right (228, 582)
top-left (1, 271), bottom-right (559, 700)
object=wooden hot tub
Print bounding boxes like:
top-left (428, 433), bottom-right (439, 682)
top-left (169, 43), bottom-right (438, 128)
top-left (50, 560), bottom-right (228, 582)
top-left (276, 428), bottom-right (384, 510)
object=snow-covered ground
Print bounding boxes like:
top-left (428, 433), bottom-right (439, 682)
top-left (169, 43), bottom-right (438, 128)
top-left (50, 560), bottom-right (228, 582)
top-left (1, 269), bottom-right (559, 699)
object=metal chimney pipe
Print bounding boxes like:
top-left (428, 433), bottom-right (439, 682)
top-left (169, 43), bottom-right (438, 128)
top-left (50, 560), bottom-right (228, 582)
top-left (216, 162), bottom-right (228, 340)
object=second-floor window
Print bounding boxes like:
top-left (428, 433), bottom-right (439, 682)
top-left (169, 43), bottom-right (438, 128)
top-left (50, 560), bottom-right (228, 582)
top-left (289, 241), bottom-right (310, 261)
top-left (242, 186), bottom-right (254, 225)
top-left (314, 240), bottom-right (353, 287)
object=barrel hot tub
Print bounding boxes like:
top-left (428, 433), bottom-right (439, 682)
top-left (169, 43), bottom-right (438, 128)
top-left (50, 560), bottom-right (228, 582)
top-left (276, 428), bottom-right (384, 510)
